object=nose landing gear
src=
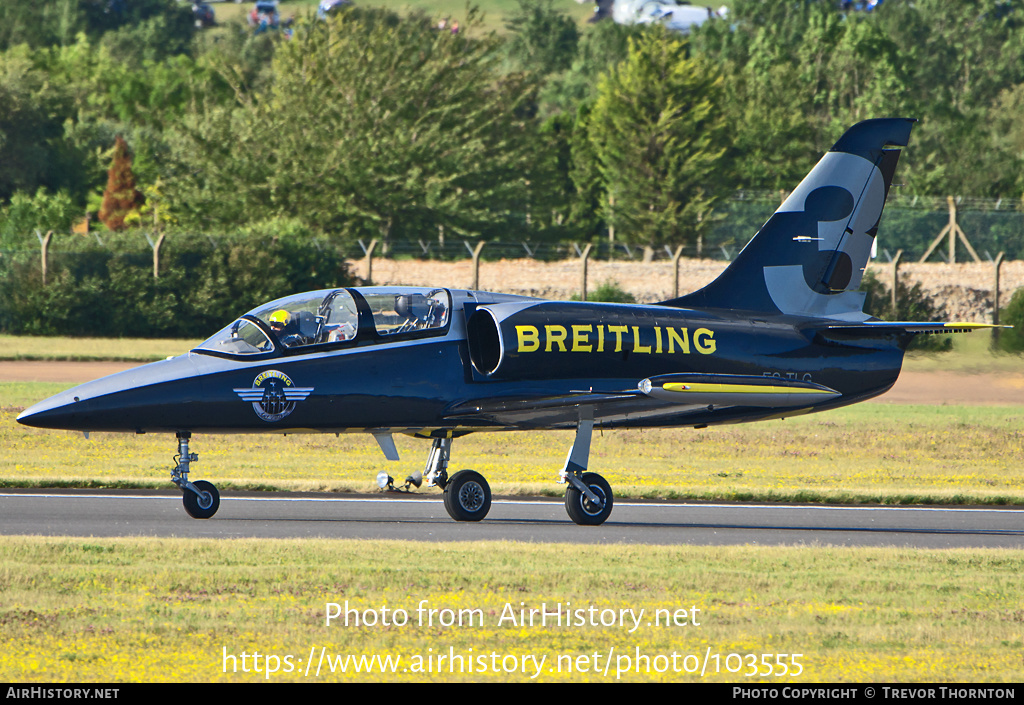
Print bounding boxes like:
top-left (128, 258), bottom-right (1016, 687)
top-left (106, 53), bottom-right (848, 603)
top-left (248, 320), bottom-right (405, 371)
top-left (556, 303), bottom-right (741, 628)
top-left (423, 437), bottom-right (493, 522)
top-left (171, 432), bottom-right (220, 519)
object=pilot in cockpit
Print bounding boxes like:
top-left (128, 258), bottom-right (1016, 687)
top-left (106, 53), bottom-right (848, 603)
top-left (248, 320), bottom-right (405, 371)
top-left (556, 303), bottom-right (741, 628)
top-left (269, 309), bottom-right (316, 347)
top-left (268, 310), bottom-right (295, 345)
top-left (270, 308), bottom-right (332, 347)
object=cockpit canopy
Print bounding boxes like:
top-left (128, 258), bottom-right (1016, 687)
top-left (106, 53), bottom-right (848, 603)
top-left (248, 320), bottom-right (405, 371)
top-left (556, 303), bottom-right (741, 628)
top-left (195, 287), bottom-right (451, 357)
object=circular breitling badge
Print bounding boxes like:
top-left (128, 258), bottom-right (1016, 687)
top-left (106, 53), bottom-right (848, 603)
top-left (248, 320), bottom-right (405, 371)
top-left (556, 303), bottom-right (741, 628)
top-left (233, 370), bottom-right (314, 422)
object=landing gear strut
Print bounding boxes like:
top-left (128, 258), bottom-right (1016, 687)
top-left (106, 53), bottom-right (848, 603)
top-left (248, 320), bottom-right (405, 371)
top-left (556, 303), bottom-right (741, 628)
top-left (171, 432), bottom-right (220, 519)
top-left (559, 411), bottom-right (613, 525)
top-left (425, 437), bottom-right (492, 522)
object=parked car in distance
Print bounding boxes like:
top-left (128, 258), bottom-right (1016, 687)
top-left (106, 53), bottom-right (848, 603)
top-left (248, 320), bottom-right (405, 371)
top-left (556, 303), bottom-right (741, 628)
top-left (192, 2), bottom-right (215, 27)
top-left (611, 1), bottom-right (725, 35)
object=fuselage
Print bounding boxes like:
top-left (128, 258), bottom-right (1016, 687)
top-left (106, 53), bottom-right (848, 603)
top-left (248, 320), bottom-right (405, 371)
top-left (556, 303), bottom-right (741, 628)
top-left (16, 286), bottom-right (906, 435)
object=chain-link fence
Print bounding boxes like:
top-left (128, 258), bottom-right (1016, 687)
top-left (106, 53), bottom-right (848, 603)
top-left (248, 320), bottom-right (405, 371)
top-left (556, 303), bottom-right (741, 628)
top-left (2, 193), bottom-right (1022, 271)
top-left (343, 193), bottom-right (1024, 263)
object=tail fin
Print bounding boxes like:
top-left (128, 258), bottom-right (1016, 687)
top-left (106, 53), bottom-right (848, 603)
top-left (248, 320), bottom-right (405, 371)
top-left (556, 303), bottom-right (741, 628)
top-left (665, 118), bottom-right (916, 321)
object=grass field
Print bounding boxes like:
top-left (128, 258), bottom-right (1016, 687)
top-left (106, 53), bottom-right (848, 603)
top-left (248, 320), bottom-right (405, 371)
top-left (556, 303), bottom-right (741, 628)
top-left (208, 0), bottom-right (735, 34)
top-left (210, 0), bottom-right (599, 33)
top-left (2, 537), bottom-right (1022, 682)
top-left (2, 331), bottom-right (1021, 684)
top-left (0, 335), bottom-right (200, 362)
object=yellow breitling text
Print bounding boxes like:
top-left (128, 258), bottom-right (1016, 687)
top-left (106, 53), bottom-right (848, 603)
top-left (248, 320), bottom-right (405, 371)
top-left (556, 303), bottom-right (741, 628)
top-left (515, 325), bottom-right (716, 355)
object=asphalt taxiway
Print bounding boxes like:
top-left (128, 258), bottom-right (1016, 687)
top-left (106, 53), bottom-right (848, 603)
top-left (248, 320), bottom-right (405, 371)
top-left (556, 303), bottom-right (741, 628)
top-left (1, 490), bottom-right (1022, 548)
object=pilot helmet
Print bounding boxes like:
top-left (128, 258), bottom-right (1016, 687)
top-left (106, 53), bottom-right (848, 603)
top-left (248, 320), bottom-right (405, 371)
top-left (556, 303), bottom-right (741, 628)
top-left (269, 309), bottom-right (290, 328)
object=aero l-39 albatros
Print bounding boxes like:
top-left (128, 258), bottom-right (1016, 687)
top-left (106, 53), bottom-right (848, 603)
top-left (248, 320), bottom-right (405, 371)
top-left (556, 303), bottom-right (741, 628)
top-left (18, 118), bottom-right (992, 525)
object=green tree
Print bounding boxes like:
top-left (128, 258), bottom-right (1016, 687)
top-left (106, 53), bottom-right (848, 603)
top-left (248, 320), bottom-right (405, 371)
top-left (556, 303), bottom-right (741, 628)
top-left (0, 0), bottom-right (193, 54)
top-left (164, 10), bottom-right (546, 242)
top-left (0, 0), bottom-right (80, 50)
top-left (539, 20), bottom-right (642, 117)
top-left (867, 2), bottom-right (1024, 197)
top-left (0, 188), bottom-right (77, 248)
top-left (504, 0), bottom-right (580, 76)
top-left (994, 287), bottom-right (1024, 353)
top-left (0, 45), bottom-right (91, 203)
top-left (691, 0), bottom-right (1024, 198)
top-left (567, 101), bottom-right (607, 239)
top-left (587, 27), bottom-right (729, 249)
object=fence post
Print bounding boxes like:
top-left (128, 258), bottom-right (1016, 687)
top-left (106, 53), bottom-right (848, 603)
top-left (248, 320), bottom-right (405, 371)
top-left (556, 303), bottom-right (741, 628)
top-left (145, 232), bottom-right (165, 279)
top-left (891, 249), bottom-right (902, 315)
top-left (671, 245), bottom-right (684, 298)
top-left (362, 238), bottom-right (378, 284)
top-left (578, 243), bottom-right (593, 301)
top-left (35, 229), bottom-right (52, 286)
top-left (607, 195), bottom-right (615, 248)
top-left (471, 240), bottom-right (486, 290)
top-left (993, 251), bottom-right (1005, 345)
top-left (919, 196), bottom-right (981, 263)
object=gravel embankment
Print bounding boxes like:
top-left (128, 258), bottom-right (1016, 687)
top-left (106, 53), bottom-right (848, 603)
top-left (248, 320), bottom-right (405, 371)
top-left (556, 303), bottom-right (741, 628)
top-left (352, 258), bottom-right (1024, 323)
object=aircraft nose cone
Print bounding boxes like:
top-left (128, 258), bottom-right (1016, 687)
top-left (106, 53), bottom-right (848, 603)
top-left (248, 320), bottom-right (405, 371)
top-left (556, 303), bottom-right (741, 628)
top-left (17, 390), bottom-right (80, 429)
top-left (16, 355), bottom-right (202, 432)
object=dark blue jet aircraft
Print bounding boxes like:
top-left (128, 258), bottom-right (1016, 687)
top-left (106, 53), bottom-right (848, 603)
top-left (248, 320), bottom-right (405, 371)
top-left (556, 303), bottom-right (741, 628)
top-left (17, 118), bottom-right (992, 525)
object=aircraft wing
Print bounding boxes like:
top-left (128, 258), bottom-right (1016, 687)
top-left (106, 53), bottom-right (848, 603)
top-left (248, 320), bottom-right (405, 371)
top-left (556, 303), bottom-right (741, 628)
top-left (443, 374), bottom-right (840, 428)
top-left (443, 391), bottom-right (645, 423)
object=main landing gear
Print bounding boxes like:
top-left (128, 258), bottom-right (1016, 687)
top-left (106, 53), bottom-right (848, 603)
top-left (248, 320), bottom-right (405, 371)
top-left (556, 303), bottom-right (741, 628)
top-left (423, 411), bottom-right (614, 526)
top-left (559, 411), bottom-right (613, 526)
top-left (171, 432), bottom-right (221, 519)
top-left (423, 438), bottom-right (493, 522)
top-left (168, 423), bottom-right (614, 525)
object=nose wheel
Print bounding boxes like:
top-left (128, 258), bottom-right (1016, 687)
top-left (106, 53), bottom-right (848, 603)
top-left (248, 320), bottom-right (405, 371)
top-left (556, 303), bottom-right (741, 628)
top-left (182, 480), bottom-right (220, 519)
top-left (171, 432), bottom-right (221, 519)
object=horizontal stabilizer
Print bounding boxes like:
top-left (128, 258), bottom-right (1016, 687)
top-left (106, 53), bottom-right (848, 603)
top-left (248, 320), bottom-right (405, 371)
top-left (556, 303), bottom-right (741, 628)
top-left (824, 321), bottom-right (1007, 335)
top-left (639, 373), bottom-right (840, 408)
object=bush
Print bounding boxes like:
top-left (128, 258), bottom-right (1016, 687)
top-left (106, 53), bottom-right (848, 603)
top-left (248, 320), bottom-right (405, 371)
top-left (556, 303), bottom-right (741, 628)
top-left (859, 270), bottom-right (952, 352)
top-left (573, 279), bottom-right (636, 303)
top-left (994, 287), bottom-right (1024, 353)
top-left (0, 230), bottom-right (354, 337)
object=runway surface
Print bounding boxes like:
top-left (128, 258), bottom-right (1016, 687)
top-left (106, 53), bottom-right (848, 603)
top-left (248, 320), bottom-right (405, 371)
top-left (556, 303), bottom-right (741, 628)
top-left (2, 490), bottom-right (1023, 548)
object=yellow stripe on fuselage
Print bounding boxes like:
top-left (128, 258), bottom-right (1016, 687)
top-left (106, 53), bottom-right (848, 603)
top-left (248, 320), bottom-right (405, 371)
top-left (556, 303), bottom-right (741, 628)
top-left (660, 382), bottom-right (834, 397)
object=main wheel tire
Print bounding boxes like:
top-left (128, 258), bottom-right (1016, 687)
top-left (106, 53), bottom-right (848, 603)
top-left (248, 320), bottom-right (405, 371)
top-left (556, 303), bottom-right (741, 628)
top-left (182, 480), bottom-right (220, 519)
top-left (565, 472), bottom-right (613, 526)
top-left (443, 470), bottom-right (491, 522)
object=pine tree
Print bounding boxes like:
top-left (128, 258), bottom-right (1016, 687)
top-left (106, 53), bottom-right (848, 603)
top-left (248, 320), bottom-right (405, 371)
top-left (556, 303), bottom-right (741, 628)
top-left (98, 135), bottom-right (143, 231)
top-left (587, 27), bottom-right (730, 249)
top-left (162, 9), bottom-right (544, 242)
